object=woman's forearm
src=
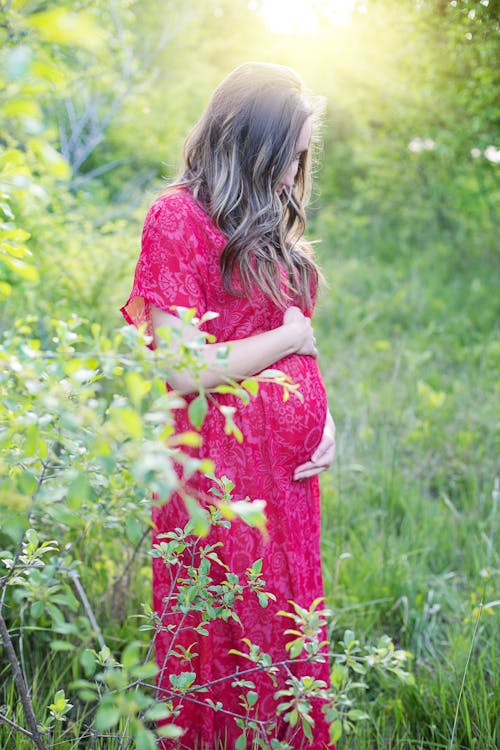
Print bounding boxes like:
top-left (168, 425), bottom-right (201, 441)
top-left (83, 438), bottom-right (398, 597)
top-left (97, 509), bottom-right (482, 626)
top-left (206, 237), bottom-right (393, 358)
top-left (151, 305), bottom-right (316, 395)
top-left (167, 325), bottom-right (298, 395)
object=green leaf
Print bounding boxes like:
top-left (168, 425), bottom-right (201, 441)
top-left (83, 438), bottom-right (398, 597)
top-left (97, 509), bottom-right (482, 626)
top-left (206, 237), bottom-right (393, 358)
top-left (28, 139), bottom-right (71, 180)
top-left (156, 723), bottom-right (184, 738)
top-left (0, 280), bottom-right (12, 298)
top-left (288, 639), bottom-right (304, 659)
top-left (347, 709), bottom-right (369, 721)
top-left (66, 473), bottom-right (93, 510)
top-left (125, 515), bottom-right (144, 544)
top-left (251, 559), bottom-right (262, 574)
top-left (94, 703), bottom-right (121, 731)
top-left (121, 641), bottom-right (140, 670)
top-left (16, 469), bottom-right (37, 495)
top-left (343, 629), bottom-right (356, 647)
top-left (125, 371), bottom-right (151, 406)
top-left (77, 689), bottom-right (98, 702)
top-left (144, 702), bottom-right (171, 721)
top-left (220, 405), bottom-right (243, 443)
top-left (49, 689), bottom-right (72, 716)
top-left (130, 661), bottom-right (159, 680)
top-left (330, 663), bottom-right (348, 689)
top-left (188, 393), bottom-right (208, 430)
top-left (23, 424), bottom-right (47, 459)
top-left (0, 202), bottom-right (14, 220)
top-left (30, 601), bottom-right (44, 619)
top-left (3, 99), bottom-right (42, 120)
top-left (230, 499), bottom-right (267, 531)
top-left (80, 649), bottom-right (96, 677)
top-left (109, 406), bottom-right (143, 438)
top-left (235, 733), bottom-right (247, 750)
top-left (241, 378), bottom-right (259, 396)
top-left (330, 719), bottom-right (343, 743)
top-left (27, 8), bottom-right (106, 51)
top-left (348, 659), bottom-right (366, 675)
top-left (173, 431), bottom-right (203, 447)
top-left (246, 690), bottom-right (258, 707)
top-left (302, 717), bottom-right (313, 742)
top-left (169, 671), bottom-right (196, 692)
top-left (49, 640), bottom-right (75, 652)
top-left (2, 256), bottom-right (39, 282)
top-left (257, 592), bottom-right (269, 608)
top-left (134, 726), bottom-right (157, 750)
top-left (184, 496), bottom-right (210, 537)
top-left (46, 502), bottom-right (80, 527)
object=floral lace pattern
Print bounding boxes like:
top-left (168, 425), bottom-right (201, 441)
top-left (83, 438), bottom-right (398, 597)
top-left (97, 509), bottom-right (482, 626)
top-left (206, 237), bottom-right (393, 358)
top-left (121, 190), bottom-right (332, 749)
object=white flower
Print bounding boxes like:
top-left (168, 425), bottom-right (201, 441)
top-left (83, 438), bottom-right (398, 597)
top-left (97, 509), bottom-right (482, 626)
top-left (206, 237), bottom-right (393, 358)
top-left (484, 145), bottom-right (500, 164)
top-left (470, 148), bottom-right (481, 158)
top-left (408, 137), bottom-right (436, 153)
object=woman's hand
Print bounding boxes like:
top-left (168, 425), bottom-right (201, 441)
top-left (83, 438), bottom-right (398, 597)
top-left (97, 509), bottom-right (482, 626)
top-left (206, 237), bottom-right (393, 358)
top-left (293, 410), bottom-right (336, 481)
top-left (283, 306), bottom-right (317, 358)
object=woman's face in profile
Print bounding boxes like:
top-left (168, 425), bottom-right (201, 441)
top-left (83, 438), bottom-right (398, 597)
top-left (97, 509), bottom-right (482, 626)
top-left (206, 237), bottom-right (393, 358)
top-left (277, 115), bottom-right (312, 195)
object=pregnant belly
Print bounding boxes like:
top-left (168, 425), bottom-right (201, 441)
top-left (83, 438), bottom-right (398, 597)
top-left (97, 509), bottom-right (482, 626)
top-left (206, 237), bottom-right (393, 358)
top-left (259, 353), bottom-right (328, 468)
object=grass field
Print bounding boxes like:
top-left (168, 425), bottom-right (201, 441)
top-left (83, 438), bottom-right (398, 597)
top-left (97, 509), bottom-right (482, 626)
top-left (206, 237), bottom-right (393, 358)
top-left (1, 196), bottom-right (498, 749)
top-left (314, 208), bottom-right (499, 748)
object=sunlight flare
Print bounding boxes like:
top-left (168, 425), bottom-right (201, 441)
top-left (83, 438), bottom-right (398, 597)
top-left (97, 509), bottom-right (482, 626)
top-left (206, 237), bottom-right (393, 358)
top-left (254, 0), bottom-right (359, 35)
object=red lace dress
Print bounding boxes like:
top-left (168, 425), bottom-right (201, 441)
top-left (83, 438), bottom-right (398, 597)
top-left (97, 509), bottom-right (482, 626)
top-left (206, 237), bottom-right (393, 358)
top-left (121, 189), bottom-right (332, 749)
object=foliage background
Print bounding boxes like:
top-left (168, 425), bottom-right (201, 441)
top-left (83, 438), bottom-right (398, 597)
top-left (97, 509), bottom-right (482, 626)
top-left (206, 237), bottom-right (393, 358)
top-left (1, 0), bottom-right (499, 747)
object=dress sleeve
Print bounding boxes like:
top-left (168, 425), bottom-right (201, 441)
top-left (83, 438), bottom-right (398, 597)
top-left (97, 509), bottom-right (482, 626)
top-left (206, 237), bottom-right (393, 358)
top-left (120, 192), bottom-right (207, 342)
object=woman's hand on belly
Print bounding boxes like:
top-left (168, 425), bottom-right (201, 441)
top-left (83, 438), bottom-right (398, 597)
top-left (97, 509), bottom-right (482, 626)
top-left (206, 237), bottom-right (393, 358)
top-left (293, 409), bottom-right (336, 481)
top-left (283, 306), bottom-right (318, 358)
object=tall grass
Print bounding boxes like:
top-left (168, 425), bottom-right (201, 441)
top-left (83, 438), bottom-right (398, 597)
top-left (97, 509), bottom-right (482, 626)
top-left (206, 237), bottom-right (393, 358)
top-left (1, 183), bottom-right (497, 748)
top-left (314, 205), bottom-right (499, 747)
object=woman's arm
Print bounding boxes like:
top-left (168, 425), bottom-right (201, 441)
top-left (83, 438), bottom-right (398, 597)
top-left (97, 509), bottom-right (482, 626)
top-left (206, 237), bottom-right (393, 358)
top-left (151, 304), bottom-right (317, 395)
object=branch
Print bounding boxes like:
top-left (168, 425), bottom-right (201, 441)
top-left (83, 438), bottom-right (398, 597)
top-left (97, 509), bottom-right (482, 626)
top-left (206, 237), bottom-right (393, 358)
top-left (57, 8), bottom-right (192, 176)
top-left (0, 612), bottom-right (47, 750)
top-left (69, 570), bottom-right (106, 651)
top-left (0, 710), bottom-right (34, 739)
top-left (68, 157), bottom-right (136, 188)
top-left (135, 655), bottom-right (321, 699)
top-left (109, 525), bottom-right (149, 590)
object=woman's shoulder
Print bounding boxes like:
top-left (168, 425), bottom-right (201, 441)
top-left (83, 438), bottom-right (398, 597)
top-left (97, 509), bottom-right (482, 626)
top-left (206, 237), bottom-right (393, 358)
top-left (148, 187), bottom-right (213, 233)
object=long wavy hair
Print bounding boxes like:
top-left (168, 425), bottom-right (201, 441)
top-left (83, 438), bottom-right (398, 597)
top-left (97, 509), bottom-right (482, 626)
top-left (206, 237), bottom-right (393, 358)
top-left (170, 62), bottom-right (323, 310)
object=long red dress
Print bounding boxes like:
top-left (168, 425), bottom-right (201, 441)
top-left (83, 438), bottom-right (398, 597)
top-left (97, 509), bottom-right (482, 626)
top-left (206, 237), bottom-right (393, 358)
top-left (121, 189), bottom-right (332, 749)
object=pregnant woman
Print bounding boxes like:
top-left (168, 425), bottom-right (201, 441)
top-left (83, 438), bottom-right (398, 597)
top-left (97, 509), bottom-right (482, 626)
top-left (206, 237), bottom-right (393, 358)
top-left (121, 62), bottom-right (336, 749)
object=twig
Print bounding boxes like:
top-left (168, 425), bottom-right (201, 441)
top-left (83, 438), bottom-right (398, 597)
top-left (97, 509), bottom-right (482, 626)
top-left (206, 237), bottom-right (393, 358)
top-left (68, 157), bottom-right (136, 188)
top-left (109, 526), bottom-right (150, 591)
top-left (69, 570), bottom-right (106, 651)
top-left (0, 612), bottom-right (47, 750)
top-left (139, 655), bottom-right (321, 699)
top-left (0, 710), bottom-right (34, 738)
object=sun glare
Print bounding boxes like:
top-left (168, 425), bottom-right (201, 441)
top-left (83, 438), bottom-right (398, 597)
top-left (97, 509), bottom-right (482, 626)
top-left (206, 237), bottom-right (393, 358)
top-left (254, 0), bottom-right (358, 35)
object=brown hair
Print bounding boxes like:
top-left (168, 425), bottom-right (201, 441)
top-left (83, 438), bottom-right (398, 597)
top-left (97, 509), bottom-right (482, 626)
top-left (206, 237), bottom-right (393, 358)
top-left (171, 61), bottom-right (323, 310)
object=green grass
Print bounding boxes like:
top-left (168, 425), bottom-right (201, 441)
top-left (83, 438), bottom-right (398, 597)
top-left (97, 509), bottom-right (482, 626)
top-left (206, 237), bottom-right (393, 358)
top-left (315, 214), bottom-right (499, 747)
top-left (1, 205), bottom-right (498, 748)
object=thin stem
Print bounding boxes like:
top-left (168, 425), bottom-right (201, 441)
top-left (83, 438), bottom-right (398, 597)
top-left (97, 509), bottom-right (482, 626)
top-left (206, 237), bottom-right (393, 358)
top-left (109, 526), bottom-right (149, 591)
top-left (0, 710), bottom-right (34, 738)
top-left (448, 601), bottom-right (483, 750)
top-left (166, 689), bottom-right (274, 730)
top-left (0, 612), bottom-right (47, 750)
top-left (69, 569), bottom-right (106, 651)
top-left (139, 655), bottom-right (320, 699)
